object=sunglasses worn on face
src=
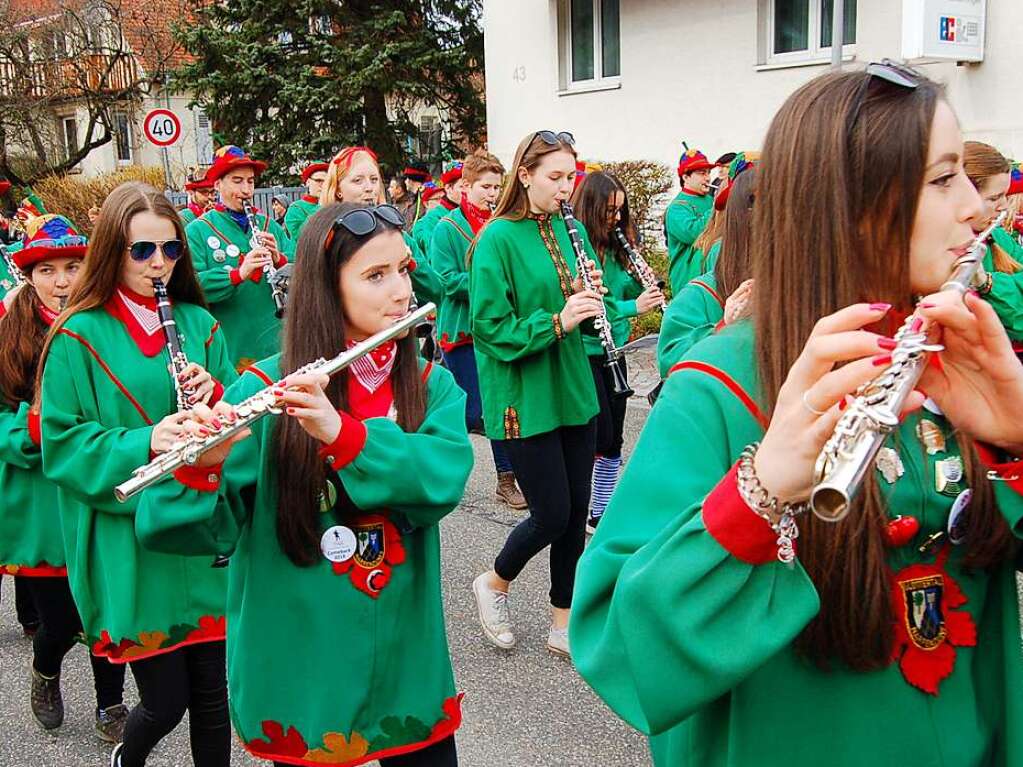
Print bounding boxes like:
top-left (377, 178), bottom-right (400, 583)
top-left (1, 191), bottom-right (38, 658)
top-left (129, 239), bottom-right (184, 262)
top-left (331, 204), bottom-right (406, 237)
top-left (847, 59), bottom-right (921, 138)
top-left (533, 130), bottom-right (575, 147)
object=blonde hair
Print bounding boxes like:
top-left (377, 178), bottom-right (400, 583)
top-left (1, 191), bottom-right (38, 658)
top-left (319, 147), bottom-right (385, 206)
top-left (462, 149), bottom-right (505, 185)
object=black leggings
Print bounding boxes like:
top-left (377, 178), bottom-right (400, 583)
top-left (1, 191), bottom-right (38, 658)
top-left (589, 356), bottom-right (629, 458)
top-left (275, 734), bottom-right (457, 767)
top-left (1, 573), bottom-right (39, 628)
top-left (494, 421), bottom-right (596, 608)
top-left (121, 641), bottom-right (230, 767)
top-left (25, 577), bottom-right (125, 709)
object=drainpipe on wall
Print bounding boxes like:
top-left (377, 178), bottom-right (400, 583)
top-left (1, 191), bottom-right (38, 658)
top-left (831, 0), bottom-right (845, 70)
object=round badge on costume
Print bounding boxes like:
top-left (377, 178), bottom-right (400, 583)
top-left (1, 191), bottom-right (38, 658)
top-left (212, 249), bottom-right (227, 262)
top-left (318, 479), bottom-right (339, 513)
top-left (947, 489), bottom-right (972, 545)
top-left (226, 244), bottom-right (241, 258)
top-left (320, 525), bottom-right (356, 563)
top-left (207, 236), bottom-right (221, 249)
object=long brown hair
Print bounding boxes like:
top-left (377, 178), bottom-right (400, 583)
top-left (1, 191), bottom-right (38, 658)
top-left (754, 70), bottom-right (1014, 670)
top-left (491, 132), bottom-right (577, 224)
top-left (569, 171), bottom-right (637, 270)
top-left (37, 183), bottom-right (206, 394)
top-left (714, 167), bottom-right (756, 298)
top-left (963, 140), bottom-right (1021, 273)
top-left (0, 281), bottom-right (49, 405)
top-left (273, 203), bottom-right (427, 566)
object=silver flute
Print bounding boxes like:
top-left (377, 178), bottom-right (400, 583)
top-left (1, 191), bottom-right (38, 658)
top-left (560, 202), bottom-right (632, 397)
top-left (613, 227), bottom-right (666, 311)
top-left (243, 200), bottom-right (288, 318)
top-left (810, 212), bottom-right (1006, 521)
top-left (114, 302), bottom-right (435, 502)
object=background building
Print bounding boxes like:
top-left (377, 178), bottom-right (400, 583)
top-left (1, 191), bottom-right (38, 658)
top-left (482, 0), bottom-right (1022, 170)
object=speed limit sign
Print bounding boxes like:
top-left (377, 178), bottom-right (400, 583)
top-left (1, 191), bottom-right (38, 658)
top-left (143, 109), bottom-right (181, 147)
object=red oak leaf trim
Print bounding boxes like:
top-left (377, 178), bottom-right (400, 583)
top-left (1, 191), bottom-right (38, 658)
top-left (0, 563), bottom-right (68, 577)
top-left (90, 615), bottom-right (226, 664)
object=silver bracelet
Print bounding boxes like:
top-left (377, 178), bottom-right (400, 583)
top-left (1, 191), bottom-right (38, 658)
top-left (736, 443), bottom-right (809, 564)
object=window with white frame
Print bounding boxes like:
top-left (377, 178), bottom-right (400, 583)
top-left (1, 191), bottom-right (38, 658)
top-left (765, 0), bottom-right (856, 63)
top-left (61, 116), bottom-right (78, 162)
top-left (559, 0), bottom-right (620, 89)
top-left (114, 111), bottom-right (132, 162)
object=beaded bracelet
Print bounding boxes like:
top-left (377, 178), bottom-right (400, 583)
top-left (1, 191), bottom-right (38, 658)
top-left (736, 443), bottom-right (809, 563)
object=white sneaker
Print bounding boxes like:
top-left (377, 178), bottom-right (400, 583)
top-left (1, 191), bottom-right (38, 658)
top-left (547, 625), bottom-right (570, 658)
top-left (472, 572), bottom-right (516, 649)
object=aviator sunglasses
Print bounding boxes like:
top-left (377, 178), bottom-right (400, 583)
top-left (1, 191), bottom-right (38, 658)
top-left (331, 204), bottom-right (406, 236)
top-left (532, 130), bottom-right (575, 147)
top-left (128, 239), bottom-right (185, 262)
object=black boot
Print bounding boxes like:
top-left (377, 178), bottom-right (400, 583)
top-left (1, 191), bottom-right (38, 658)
top-left (30, 665), bottom-right (64, 729)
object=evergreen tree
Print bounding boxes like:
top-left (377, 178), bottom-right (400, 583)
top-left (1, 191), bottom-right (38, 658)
top-left (173, 0), bottom-right (485, 182)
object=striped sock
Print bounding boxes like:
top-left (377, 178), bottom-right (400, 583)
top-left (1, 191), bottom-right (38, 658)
top-left (590, 456), bottom-right (623, 520)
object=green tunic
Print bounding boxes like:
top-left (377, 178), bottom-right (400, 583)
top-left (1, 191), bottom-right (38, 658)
top-left (283, 196), bottom-right (320, 242)
top-left (0, 249), bottom-right (20, 301)
top-left (429, 207), bottom-right (475, 351)
top-left (405, 231), bottom-right (443, 309)
top-left (135, 357), bottom-right (473, 766)
top-left (179, 206), bottom-right (198, 226)
top-left (186, 208), bottom-right (295, 370)
top-left (984, 227), bottom-right (1023, 341)
top-left (40, 302), bottom-right (237, 662)
top-left (0, 400), bottom-right (66, 576)
top-left (656, 271), bottom-right (724, 378)
top-left (572, 320), bottom-right (1023, 767)
top-left (469, 215), bottom-right (599, 440)
top-left (412, 202), bottom-right (454, 256)
top-left (664, 190), bottom-right (714, 295)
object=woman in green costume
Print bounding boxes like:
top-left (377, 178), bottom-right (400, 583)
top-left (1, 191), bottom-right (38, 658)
top-left (469, 130), bottom-right (605, 657)
top-left (572, 65), bottom-right (1023, 767)
top-left (0, 214), bottom-right (128, 742)
top-left (39, 183), bottom-right (236, 767)
top-left (135, 202), bottom-right (473, 767)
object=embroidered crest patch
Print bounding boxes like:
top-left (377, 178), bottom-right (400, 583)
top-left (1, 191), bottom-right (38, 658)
top-left (331, 514), bottom-right (406, 598)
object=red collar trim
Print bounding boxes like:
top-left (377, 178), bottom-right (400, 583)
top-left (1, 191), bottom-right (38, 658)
top-left (105, 288), bottom-right (164, 357)
top-left (187, 202), bottom-right (205, 217)
top-left (440, 197), bottom-right (458, 210)
top-left (347, 373), bottom-right (395, 420)
top-left (118, 284), bottom-right (158, 309)
top-left (38, 303), bottom-right (60, 326)
top-left (301, 194), bottom-right (319, 204)
top-left (681, 188), bottom-right (707, 198)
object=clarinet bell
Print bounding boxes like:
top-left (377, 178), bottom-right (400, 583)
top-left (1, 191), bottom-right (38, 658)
top-left (211, 555), bottom-right (230, 568)
top-left (607, 357), bottom-right (634, 398)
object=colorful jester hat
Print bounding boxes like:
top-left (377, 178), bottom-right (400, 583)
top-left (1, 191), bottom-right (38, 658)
top-left (715, 151), bottom-right (761, 211)
top-left (14, 214), bottom-right (88, 271)
top-left (205, 145), bottom-right (267, 183)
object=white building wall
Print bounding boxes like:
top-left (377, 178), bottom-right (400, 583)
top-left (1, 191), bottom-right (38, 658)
top-left (483, 0), bottom-right (1023, 176)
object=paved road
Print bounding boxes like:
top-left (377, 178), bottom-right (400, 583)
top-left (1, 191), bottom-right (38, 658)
top-left (0, 396), bottom-right (655, 767)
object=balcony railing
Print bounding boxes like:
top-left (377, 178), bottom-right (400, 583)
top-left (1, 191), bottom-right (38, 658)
top-left (0, 53), bottom-right (140, 101)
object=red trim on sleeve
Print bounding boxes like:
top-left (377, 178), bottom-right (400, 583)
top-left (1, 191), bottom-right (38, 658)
top-left (208, 379), bottom-right (225, 406)
top-left (27, 409), bottom-right (41, 446)
top-left (421, 361), bottom-right (434, 382)
top-left (317, 411), bottom-right (367, 471)
top-left (204, 321), bottom-right (221, 348)
top-left (248, 267), bottom-right (263, 283)
top-left (243, 365), bottom-right (274, 387)
top-left (713, 318), bottom-right (727, 333)
top-left (975, 441), bottom-right (1023, 496)
top-left (174, 462), bottom-right (223, 493)
top-left (668, 360), bottom-right (769, 429)
top-left (229, 268), bottom-right (244, 286)
top-left (691, 279), bottom-right (724, 308)
top-left (701, 462), bottom-right (782, 565)
top-left (58, 328), bottom-right (153, 424)
top-left (273, 251), bottom-right (288, 268)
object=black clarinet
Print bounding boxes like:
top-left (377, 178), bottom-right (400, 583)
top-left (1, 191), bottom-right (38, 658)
top-left (153, 278), bottom-right (230, 568)
top-left (560, 202), bottom-right (633, 398)
top-left (613, 227), bottom-right (666, 312)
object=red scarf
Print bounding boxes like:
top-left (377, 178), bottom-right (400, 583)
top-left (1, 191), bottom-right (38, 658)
top-left (345, 339), bottom-right (398, 420)
top-left (38, 303), bottom-right (59, 326)
top-left (302, 194), bottom-right (319, 204)
top-left (460, 196), bottom-right (491, 235)
top-left (187, 202), bottom-right (206, 218)
top-left (105, 284), bottom-right (164, 357)
top-left (440, 197), bottom-right (458, 211)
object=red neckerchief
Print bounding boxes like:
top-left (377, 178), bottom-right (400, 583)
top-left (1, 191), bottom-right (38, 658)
top-left (460, 196), bottom-right (491, 235)
top-left (346, 339), bottom-right (396, 395)
top-left (302, 194), bottom-right (319, 204)
top-left (187, 202), bottom-right (205, 218)
top-left (440, 197), bottom-right (458, 211)
top-left (38, 303), bottom-right (59, 326)
top-left (105, 284), bottom-right (164, 357)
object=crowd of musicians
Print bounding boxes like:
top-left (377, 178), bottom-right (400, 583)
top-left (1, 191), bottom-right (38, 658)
top-left (1, 61), bottom-right (1023, 767)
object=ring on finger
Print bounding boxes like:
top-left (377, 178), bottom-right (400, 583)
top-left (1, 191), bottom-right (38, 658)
top-left (801, 390), bottom-right (828, 416)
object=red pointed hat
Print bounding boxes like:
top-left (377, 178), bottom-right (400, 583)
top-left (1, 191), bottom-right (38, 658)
top-left (301, 162), bottom-right (330, 183)
top-left (440, 161), bottom-right (463, 186)
top-left (421, 182), bottom-right (445, 202)
top-left (205, 145), bottom-right (267, 183)
top-left (677, 148), bottom-right (714, 177)
top-left (184, 170), bottom-right (214, 192)
top-left (14, 215), bottom-right (88, 270)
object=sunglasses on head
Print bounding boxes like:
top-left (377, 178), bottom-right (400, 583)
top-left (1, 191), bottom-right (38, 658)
top-left (128, 239), bottom-right (184, 262)
top-left (326, 205), bottom-right (405, 248)
top-left (533, 130), bottom-right (575, 147)
top-left (847, 59), bottom-right (921, 138)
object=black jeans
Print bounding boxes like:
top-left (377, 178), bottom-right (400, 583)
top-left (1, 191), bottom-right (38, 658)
top-left (25, 577), bottom-right (125, 709)
top-left (495, 421), bottom-right (596, 608)
top-left (589, 356), bottom-right (629, 458)
top-left (121, 641), bottom-right (230, 767)
top-left (274, 734), bottom-right (457, 767)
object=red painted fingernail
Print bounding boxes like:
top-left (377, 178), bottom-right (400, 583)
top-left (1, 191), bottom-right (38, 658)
top-left (210, 419), bottom-right (222, 430)
top-left (968, 289), bottom-right (980, 298)
top-left (286, 407), bottom-right (295, 415)
top-left (198, 428), bottom-right (210, 437)
top-left (869, 303), bottom-right (891, 312)
top-left (273, 389), bottom-right (284, 397)
top-left (877, 338), bottom-right (897, 350)
top-left (872, 354), bottom-right (892, 367)
top-left (839, 398), bottom-right (848, 411)
top-left (227, 412), bottom-right (237, 422)
top-left (910, 317), bottom-right (924, 333)
top-left (919, 302), bottom-right (936, 309)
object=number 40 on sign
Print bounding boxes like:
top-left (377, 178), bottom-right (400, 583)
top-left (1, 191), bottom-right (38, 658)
top-left (143, 109), bottom-right (182, 147)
